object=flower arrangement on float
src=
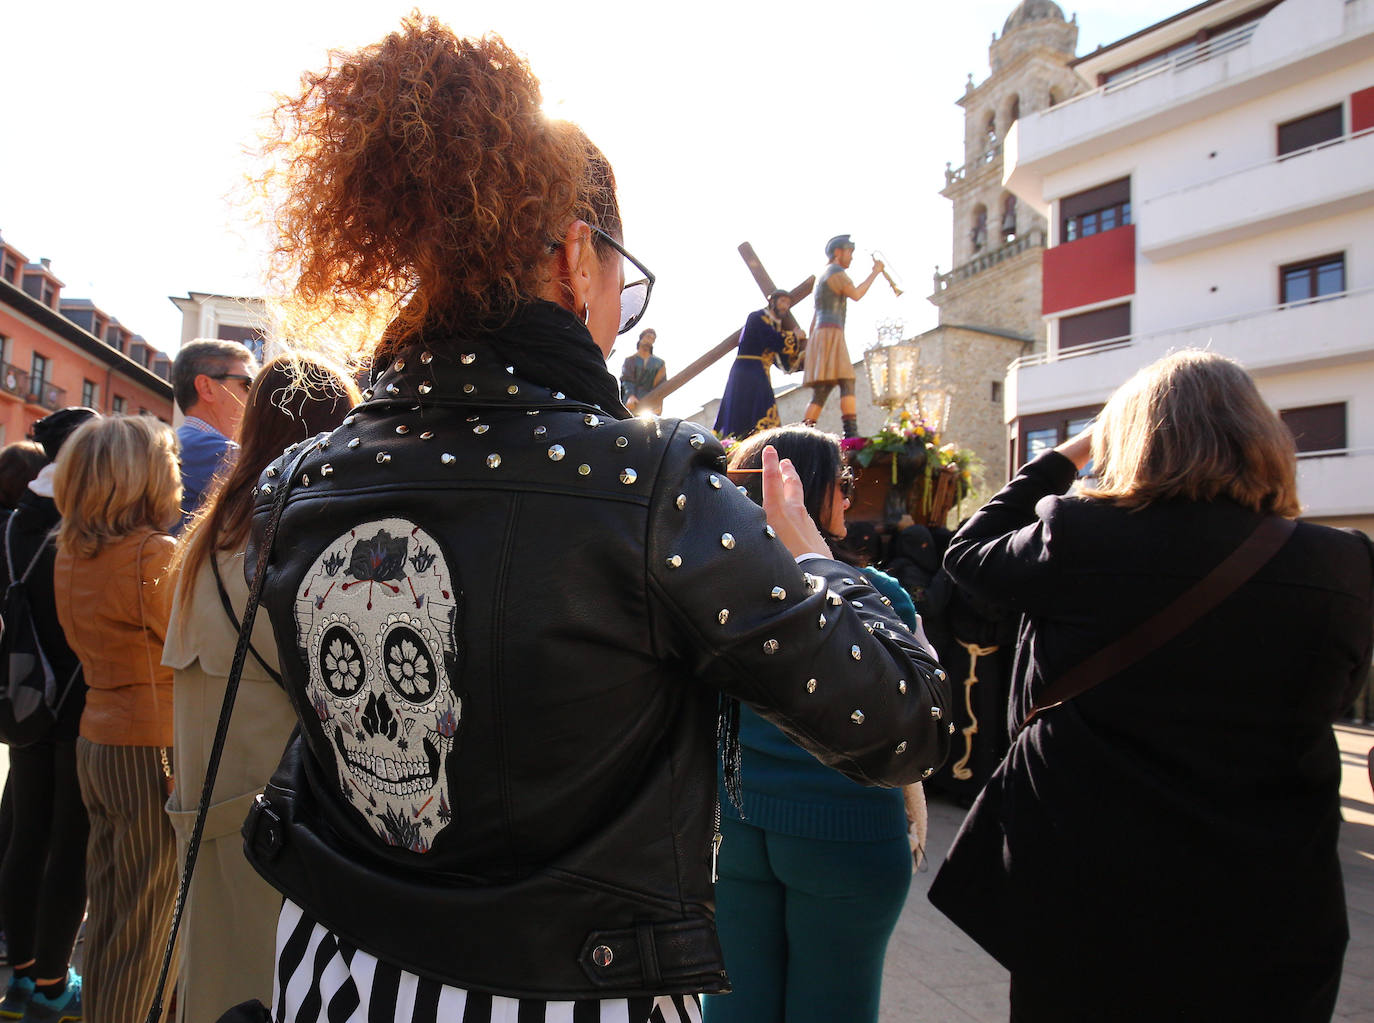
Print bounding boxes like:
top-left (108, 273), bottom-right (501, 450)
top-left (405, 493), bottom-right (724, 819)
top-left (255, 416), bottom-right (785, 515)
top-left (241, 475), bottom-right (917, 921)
top-left (840, 409), bottom-right (981, 526)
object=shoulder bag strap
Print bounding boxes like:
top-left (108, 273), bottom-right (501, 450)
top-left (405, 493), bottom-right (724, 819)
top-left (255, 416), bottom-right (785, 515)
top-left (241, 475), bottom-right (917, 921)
top-left (209, 551), bottom-right (283, 688)
top-left (134, 533), bottom-right (174, 788)
top-left (1017, 514), bottom-right (1297, 736)
top-left (144, 442), bottom-right (314, 1023)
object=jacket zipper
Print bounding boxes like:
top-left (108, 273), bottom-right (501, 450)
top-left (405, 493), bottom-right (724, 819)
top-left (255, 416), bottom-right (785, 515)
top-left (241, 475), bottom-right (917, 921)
top-left (711, 798), bottom-right (723, 883)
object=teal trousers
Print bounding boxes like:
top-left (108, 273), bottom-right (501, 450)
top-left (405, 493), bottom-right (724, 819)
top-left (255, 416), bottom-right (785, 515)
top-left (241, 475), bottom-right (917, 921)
top-left (703, 817), bottom-right (912, 1023)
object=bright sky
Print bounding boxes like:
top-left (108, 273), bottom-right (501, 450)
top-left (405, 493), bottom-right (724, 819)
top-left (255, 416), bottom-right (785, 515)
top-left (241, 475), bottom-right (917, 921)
top-left (0, 0), bottom-right (1181, 417)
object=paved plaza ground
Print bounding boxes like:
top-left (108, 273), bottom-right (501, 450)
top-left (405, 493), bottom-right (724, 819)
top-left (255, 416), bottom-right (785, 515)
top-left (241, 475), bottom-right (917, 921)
top-left (0, 724), bottom-right (1370, 1021)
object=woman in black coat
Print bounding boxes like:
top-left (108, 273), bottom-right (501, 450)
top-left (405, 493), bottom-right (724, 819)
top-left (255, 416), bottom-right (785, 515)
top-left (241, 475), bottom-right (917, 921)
top-left (931, 350), bottom-right (1373, 1021)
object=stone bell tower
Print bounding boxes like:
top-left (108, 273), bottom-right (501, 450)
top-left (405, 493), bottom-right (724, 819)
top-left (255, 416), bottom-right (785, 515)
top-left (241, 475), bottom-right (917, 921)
top-left (912, 0), bottom-right (1083, 483)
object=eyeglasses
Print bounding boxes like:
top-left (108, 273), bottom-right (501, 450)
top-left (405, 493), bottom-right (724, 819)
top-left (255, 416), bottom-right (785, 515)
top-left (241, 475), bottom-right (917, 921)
top-left (588, 225), bottom-right (656, 336)
top-left (210, 373), bottom-right (253, 393)
top-left (839, 467), bottom-right (857, 500)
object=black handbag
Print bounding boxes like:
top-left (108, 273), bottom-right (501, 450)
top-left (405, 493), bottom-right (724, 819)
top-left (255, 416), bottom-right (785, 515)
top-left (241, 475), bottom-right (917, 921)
top-left (927, 515), bottom-right (1296, 969)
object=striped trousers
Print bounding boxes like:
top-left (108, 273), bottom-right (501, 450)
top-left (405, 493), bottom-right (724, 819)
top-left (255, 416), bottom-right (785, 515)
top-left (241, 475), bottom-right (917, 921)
top-left (75, 740), bottom-right (181, 1023)
top-left (275, 900), bottom-right (703, 1023)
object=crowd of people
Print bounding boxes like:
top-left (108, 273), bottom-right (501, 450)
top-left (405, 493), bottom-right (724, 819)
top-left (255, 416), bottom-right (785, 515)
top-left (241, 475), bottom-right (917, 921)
top-left (0, 341), bottom-right (358, 1023)
top-left (0, 13), bottom-right (1367, 1023)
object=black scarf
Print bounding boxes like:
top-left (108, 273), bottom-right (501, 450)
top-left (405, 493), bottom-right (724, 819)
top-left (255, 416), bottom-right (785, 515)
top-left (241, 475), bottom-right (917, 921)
top-left (398, 301), bottom-right (632, 420)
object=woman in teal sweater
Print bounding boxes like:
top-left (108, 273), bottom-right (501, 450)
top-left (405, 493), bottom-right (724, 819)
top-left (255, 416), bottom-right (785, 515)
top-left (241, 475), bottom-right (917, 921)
top-left (706, 426), bottom-right (928, 1023)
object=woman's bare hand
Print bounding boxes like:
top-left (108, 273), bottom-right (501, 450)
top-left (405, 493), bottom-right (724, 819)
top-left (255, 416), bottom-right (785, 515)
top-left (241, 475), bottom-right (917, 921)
top-left (761, 445), bottom-right (832, 560)
top-left (1055, 424), bottom-right (1094, 470)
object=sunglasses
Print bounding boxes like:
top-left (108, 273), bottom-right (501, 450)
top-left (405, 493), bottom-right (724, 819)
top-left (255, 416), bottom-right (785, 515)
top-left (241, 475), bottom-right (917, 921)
top-left (839, 467), bottom-right (857, 500)
top-left (209, 373), bottom-right (253, 393)
top-left (728, 465), bottom-right (857, 500)
top-left (588, 224), bottom-right (656, 336)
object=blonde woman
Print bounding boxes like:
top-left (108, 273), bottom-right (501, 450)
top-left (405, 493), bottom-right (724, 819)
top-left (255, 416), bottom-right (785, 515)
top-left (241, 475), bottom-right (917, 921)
top-left (932, 350), bottom-right (1374, 1021)
top-left (53, 415), bottom-right (182, 1023)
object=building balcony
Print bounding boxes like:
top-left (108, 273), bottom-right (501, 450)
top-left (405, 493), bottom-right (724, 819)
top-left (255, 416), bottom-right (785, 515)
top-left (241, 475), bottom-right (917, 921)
top-left (1139, 128), bottom-right (1374, 260)
top-left (1007, 285), bottom-right (1374, 416)
top-left (0, 363), bottom-right (30, 402)
top-left (1296, 447), bottom-right (1374, 519)
top-left (932, 228), bottom-right (1044, 296)
top-left (942, 143), bottom-right (1002, 193)
top-left (1003, 0), bottom-right (1374, 213)
top-left (26, 381), bottom-right (66, 412)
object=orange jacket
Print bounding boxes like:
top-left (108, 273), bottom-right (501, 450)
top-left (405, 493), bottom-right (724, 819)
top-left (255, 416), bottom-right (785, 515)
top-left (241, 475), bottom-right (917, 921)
top-left (55, 530), bottom-right (175, 747)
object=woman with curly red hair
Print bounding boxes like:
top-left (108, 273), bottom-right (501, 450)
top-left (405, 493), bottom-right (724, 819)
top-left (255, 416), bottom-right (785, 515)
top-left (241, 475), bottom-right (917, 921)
top-left (234, 15), bottom-right (950, 1023)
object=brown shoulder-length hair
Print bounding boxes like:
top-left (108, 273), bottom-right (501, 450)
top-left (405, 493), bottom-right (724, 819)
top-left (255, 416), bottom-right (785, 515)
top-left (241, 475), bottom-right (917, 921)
top-left (0, 440), bottom-right (46, 508)
top-left (259, 13), bottom-right (622, 363)
top-left (1086, 349), bottom-right (1299, 517)
top-left (173, 352), bottom-right (360, 616)
top-left (53, 417), bottom-right (181, 559)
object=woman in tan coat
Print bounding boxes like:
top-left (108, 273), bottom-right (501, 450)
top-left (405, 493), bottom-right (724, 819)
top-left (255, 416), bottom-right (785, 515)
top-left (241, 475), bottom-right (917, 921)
top-left (53, 415), bottom-right (182, 1023)
top-left (164, 353), bottom-right (358, 1021)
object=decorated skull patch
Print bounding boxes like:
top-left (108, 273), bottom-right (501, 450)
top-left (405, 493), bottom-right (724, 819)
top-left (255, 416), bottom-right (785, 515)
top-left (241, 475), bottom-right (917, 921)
top-left (295, 518), bottom-right (461, 852)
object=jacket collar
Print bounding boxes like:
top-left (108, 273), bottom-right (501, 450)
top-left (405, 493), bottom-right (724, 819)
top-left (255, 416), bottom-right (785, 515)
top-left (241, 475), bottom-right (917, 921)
top-left (360, 340), bottom-right (605, 418)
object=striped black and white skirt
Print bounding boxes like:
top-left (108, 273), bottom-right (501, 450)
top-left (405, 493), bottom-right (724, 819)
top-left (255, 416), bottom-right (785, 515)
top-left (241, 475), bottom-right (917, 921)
top-left (273, 900), bottom-right (704, 1023)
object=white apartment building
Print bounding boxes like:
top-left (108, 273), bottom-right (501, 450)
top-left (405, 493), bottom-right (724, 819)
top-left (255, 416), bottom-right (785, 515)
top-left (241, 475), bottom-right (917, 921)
top-left (1001, 0), bottom-right (1374, 533)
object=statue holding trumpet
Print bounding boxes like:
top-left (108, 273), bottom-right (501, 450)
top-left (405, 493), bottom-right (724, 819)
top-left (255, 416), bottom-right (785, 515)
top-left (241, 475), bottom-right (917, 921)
top-left (802, 234), bottom-right (900, 437)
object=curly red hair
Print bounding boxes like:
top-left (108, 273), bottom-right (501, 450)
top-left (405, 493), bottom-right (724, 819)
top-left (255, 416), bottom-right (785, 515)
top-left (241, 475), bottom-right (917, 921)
top-left (261, 13), bottom-right (620, 358)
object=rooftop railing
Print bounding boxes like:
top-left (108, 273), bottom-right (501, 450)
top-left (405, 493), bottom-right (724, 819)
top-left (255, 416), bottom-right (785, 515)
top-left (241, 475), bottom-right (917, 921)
top-left (1046, 19), bottom-right (1261, 115)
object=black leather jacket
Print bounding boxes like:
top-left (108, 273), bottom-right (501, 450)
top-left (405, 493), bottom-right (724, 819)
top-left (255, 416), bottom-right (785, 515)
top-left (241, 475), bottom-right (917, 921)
top-left (243, 333), bottom-right (951, 1000)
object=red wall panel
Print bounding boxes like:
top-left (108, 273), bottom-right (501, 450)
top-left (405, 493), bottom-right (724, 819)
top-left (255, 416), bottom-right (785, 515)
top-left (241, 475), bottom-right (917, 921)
top-left (1352, 86), bottom-right (1374, 134)
top-left (1042, 224), bottom-right (1136, 315)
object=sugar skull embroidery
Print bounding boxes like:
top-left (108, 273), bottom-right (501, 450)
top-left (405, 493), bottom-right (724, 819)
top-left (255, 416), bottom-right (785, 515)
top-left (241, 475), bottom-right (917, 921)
top-left (296, 519), bottom-right (461, 852)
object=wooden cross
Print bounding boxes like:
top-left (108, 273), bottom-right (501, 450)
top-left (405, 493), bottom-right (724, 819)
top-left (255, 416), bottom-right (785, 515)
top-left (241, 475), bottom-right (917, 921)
top-left (638, 242), bottom-right (813, 411)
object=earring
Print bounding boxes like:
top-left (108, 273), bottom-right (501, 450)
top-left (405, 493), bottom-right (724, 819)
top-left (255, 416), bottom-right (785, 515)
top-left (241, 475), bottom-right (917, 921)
top-left (579, 303), bottom-right (589, 325)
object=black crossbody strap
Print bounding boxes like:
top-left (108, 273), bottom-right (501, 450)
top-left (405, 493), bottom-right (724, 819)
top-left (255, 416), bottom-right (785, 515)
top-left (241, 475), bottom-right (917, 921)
top-left (144, 443), bottom-right (314, 1023)
top-left (1017, 515), bottom-right (1296, 736)
top-left (209, 552), bottom-right (283, 688)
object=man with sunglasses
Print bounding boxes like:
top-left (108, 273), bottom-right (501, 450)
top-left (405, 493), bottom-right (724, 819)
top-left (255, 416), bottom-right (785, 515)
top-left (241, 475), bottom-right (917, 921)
top-left (619, 328), bottom-right (667, 414)
top-left (170, 338), bottom-right (258, 530)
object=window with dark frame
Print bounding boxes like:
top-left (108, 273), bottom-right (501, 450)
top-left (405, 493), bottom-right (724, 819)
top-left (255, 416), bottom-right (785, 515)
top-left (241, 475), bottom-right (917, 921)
top-left (1280, 402), bottom-right (1346, 454)
top-left (1277, 105), bottom-right (1343, 157)
top-left (81, 379), bottom-right (97, 408)
top-left (1058, 303), bottom-right (1132, 349)
top-left (1280, 254), bottom-right (1344, 305)
top-left (112, 395), bottom-right (126, 414)
top-left (1014, 403), bottom-right (1104, 477)
top-left (990, 380), bottom-right (1003, 403)
top-left (1061, 177), bottom-right (1131, 244)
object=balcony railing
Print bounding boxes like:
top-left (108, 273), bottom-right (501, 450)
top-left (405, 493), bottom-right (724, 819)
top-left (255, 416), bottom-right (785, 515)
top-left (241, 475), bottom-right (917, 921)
top-left (27, 380), bottom-right (67, 411)
top-left (1010, 285), bottom-right (1374, 371)
top-left (944, 142), bottom-right (1003, 187)
top-left (1296, 447), bottom-right (1374, 460)
top-left (934, 228), bottom-right (1045, 293)
top-left (1141, 126), bottom-right (1374, 206)
top-left (1051, 19), bottom-right (1261, 114)
top-left (0, 362), bottom-right (30, 400)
